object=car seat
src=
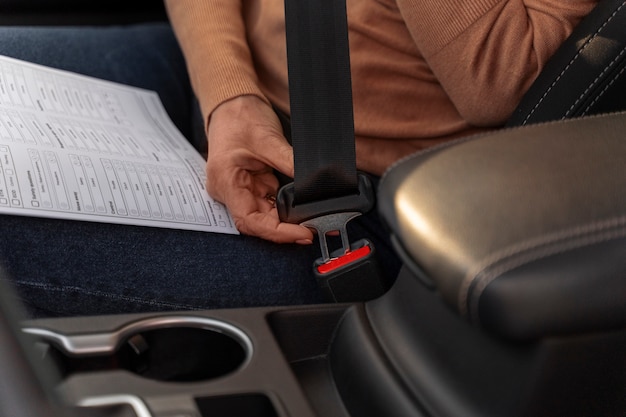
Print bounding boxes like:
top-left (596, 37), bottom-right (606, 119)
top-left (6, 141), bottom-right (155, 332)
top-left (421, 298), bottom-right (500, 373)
top-left (1, 1), bottom-right (626, 417)
top-left (508, 0), bottom-right (626, 125)
top-left (365, 0), bottom-right (626, 416)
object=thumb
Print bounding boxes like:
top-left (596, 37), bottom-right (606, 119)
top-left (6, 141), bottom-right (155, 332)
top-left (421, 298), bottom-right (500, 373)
top-left (257, 133), bottom-right (295, 179)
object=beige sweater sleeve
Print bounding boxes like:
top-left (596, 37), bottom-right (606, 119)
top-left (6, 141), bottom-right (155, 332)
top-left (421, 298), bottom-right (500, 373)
top-left (397, 0), bottom-right (598, 125)
top-left (164, 0), bottom-right (269, 126)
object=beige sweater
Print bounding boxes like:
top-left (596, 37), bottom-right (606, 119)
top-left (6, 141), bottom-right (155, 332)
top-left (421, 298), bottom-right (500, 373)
top-left (166, 0), bottom-right (597, 174)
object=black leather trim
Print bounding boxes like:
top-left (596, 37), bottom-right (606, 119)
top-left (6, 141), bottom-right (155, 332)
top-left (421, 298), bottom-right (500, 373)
top-left (508, 0), bottom-right (626, 126)
top-left (478, 236), bottom-right (626, 339)
top-left (379, 112), bottom-right (626, 339)
top-left (329, 305), bottom-right (426, 417)
top-left (365, 267), bottom-right (626, 416)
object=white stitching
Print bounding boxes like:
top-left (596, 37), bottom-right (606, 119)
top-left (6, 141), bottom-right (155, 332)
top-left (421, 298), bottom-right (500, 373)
top-left (458, 216), bottom-right (626, 321)
top-left (582, 60), bottom-right (626, 114)
top-left (521, 1), bottom-right (626, 125)
top-left (566, 45), bottom-right (626, 117)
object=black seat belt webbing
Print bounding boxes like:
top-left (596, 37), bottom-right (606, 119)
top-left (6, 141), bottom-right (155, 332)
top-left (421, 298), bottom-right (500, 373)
top-left (284, 0), bottom-right (357, 206)
top-left (279, 0), bottom-right (388, 303)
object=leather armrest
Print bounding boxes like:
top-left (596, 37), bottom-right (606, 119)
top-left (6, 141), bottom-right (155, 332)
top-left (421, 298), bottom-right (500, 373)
top-left (379, 112), bottom-right (626, 340)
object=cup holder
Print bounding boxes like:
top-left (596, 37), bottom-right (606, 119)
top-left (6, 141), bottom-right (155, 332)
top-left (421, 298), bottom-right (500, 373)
top-left (24, 316), bottom-right (253, 383)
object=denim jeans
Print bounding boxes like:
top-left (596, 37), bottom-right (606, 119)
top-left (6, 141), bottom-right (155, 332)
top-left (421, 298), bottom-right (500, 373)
top-left (0, 23), bottom-right (401, 317)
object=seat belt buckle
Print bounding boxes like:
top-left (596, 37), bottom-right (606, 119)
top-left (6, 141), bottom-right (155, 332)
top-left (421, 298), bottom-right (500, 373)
top-left (303, 214), bottom-right (387, 303)
top-left (277, 174), bottom-right (389, 302)
top-left (276, 173), bottom-right (375, 225)
top-left (312, 235), bottom-right (387, 303)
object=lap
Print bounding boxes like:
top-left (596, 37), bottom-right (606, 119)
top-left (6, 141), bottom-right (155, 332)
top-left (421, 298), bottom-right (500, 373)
top-left (0, 25), bottom-right (402, 317)
top-left (0, 215), bottom-right (326, 316)
top-left (0, 208), bottom-right (400, 317)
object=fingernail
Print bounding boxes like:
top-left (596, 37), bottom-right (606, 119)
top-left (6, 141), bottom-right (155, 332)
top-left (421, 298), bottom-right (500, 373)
top-left (296, 239), bottom-right (313, 245)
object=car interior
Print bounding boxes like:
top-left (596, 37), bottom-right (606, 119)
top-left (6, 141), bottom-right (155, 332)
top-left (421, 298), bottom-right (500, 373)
top-left (0, 0), bottom-right (625, 416)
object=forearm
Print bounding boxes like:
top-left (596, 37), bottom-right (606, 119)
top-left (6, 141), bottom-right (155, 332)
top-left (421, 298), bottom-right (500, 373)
top-left (164, 0), bottom-right (268, 125)
top-left (398, 0), bottom-right (598, 125)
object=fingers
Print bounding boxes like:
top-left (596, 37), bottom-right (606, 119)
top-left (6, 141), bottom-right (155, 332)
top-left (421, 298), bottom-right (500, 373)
top-left (210, 164), bottom-right (312, 244)
top-left (227, 185), bottom-right (314, 244)
top-left (205, 95), bottom-right (308, 243)
top-left (210, 96), bottom-right (295, 178)
top-left (238, 212), bottom-right (314, 244)
top-left (257, 134), bottom-right (294, 179)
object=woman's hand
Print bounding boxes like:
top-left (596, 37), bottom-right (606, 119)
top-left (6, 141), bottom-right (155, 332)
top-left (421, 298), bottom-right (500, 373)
top-left (206, 95), bottom-right (314, 244)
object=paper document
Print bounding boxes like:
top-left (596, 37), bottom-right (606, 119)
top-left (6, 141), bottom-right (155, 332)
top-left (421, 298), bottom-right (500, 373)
top-left (0, 55), bottom-right (238, 234)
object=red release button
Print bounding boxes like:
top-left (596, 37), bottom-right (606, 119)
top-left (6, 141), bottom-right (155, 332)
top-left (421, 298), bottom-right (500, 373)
top-left (316, 245), bottom-right (372, 275)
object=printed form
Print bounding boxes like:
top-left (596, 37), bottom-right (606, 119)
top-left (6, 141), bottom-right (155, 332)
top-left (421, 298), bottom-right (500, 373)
top-left (0, 55), bottom-right (238, 234)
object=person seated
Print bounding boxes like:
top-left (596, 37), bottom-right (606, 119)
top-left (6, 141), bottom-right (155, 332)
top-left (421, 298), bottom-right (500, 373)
top-left (0, 0), bottom-right (597, 316)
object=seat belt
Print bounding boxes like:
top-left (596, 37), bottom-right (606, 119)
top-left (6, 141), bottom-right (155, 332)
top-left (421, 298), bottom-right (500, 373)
top-left (283, 0), bottom-right (357, 205)
top-left (277, 0), bottom-right (389, 302)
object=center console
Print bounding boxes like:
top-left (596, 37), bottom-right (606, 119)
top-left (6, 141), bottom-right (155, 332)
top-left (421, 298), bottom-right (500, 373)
top-left (23, 304), bottom-right (353, 417)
